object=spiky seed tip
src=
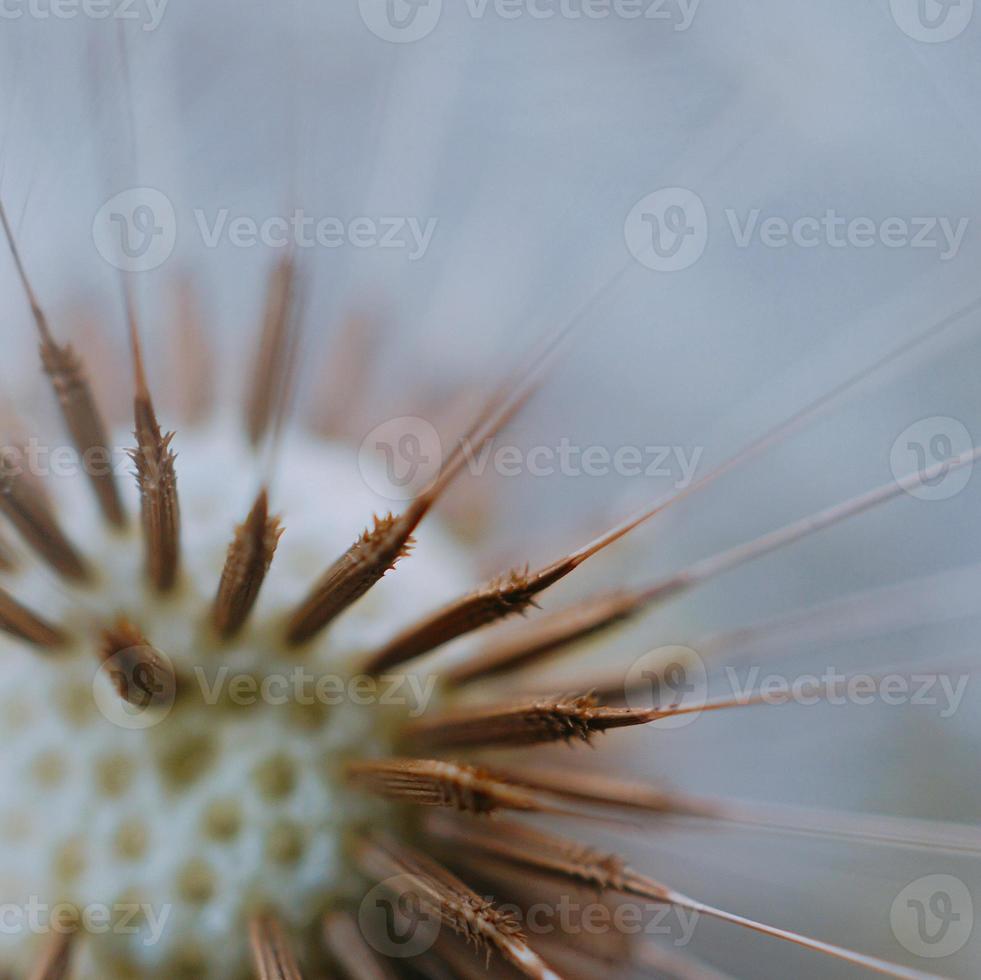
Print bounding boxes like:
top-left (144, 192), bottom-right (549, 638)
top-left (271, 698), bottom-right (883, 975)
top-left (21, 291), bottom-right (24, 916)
top-left (128, 321), bottom-right (181, 592)
top-left (353, 834), bottom-right (563, 980)
top-left (0, 447), bottom-right (90, 582)
top-left (426, 817), bottom-right (939, 980)
top-left (0, 197), bottom-right (126, 528)
top-left (285, 370), bottom-right (534, 646)
top-left (212, 488), bottom-right (283, 639)
top-left (99, 617), bottom-right (178, 710)
top-left (0, 586), bottom-right (68, 649)
top-left (446, 589), bottom-right (651, 687)
top-left (362, 559), bottom-right (578, 675)
top-left (345, 758), bottom-right (564, 815)
top-left (26, 929), bottom-right (76, 980)
top-left (403, 693), bottom-right (668, 750)
top-left (322, 911), bottom-right (399, 980)
top-left (248, 913), bottom-right (304, 980)
top-left (452, 445), bottom-right (981, 689)
top-left (285, 510), bottom-right (417, 646)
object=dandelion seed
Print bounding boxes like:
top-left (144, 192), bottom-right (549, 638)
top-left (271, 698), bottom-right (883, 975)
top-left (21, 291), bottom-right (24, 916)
top-left (125, 292), bottom-right (181, 592)
top-left (322, 911), bottom-right (398, 980)
top-left (0, 445), bottom-right (90, 582)
top-left (345, 757), bottom-right (575, 815)
top-left (212, 488), bottom-right (283, 639)
top-left (425, 817), bottom-right (942, 980)
top-left (248, 913), bottom-right (304, 980)
top-left (0, 198), bottom-right (126, 528)
top-left (99, 617), bottom-right (178, 710)
top-left (354, 833), bottom-right (563, 980)
top-left (26, 931), bottom-right (75, 980)
top-left (0, 586), bottom-right (67, 648)
top-left (245, 255), bottom-right (302, 449)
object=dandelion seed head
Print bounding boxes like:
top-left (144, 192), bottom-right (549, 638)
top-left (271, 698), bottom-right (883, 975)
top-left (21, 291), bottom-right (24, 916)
top-left (0, 420), bottom-right (469, 979)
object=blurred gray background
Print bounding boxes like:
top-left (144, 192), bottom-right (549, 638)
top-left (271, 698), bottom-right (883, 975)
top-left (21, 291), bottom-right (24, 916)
top-left (2, 1), bottom-right (981, 976)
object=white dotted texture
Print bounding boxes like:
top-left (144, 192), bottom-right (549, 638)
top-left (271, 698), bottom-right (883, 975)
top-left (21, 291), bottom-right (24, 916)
top-left (0, 421), bottom-right (471, 979)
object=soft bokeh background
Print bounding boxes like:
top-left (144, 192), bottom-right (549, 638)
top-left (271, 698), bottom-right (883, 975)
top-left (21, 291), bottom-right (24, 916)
top-left (2, 1), bottom-right (981, 976)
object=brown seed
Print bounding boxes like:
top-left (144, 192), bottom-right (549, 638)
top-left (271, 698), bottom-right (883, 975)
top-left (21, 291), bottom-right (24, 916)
top-left (322, 911), bottom-right (399, 980)
top-left (0, 529), bottom-right (14, 571)
top-left (402, 693), bottom-right (664, 751)
top-left (0, 446), bottom-right (90, 582)
top-left (425, 816), bottom-right (936, 980)
top-left (445, 590), bottom-right (651, 687)
top-left (27, 929), bottom-right (76, 980)
top-left (99, 617), bottom-right (177, 711)
top-left (353, 833), bottom-right (562, 980)
top-left (248, 912), bottom-right (304, 980)
top-left (447, 444), bottom-right (981, 684)
top-left (285, 509), bottom-right (419, 646)
top-left (345, 757), bottom-right (565, 816)
top-left (245, 255), bottom-right (301, 448)
top-left (126, 298), bottom-right (181, 592)
top-left (361, 559), bottom-right (577, 674)
top-left (286, 380), bottom-right (536, 647)
top-left (309, 311), bottom-right (382, 440)
top-left (0, 586), bottom-right (68, 649)
top-left (212, 488), bottom-right (283, 639)
top-left (170, 273), bottom-right (216, 426)
top-left (0, 198), bottom-right (125, 528)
